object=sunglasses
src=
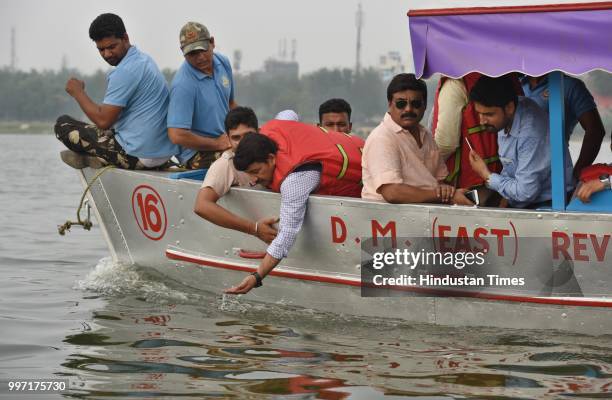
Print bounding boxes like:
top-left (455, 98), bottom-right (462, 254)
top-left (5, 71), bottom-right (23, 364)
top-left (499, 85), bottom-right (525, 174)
top-left (394, 99), bottom-right (424, 109)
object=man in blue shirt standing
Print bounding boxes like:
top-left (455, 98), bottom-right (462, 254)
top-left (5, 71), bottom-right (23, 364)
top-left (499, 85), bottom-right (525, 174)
top-left (168, 22), bottom-right (237, 169)
top-left (521, 74), bottom-right (605, 179)
top-left (55, 13), bottom-right (178, 169)
top-left (467, 76), bottom-right (574, 208)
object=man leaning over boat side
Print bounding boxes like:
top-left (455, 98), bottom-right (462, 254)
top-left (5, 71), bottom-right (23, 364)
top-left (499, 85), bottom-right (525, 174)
top-left (168, 22), bottom-right (237, 170)
top-left (317, 98), bottom-right (353, 134)
top-left (361, 73), bottom-right (473, 205)
top-left (194, 106), bottom-right (278, 244)
top-left (468, 75), bottom-right (575, 209)
top-left (522, 73), bottom-right (606, 179)
top-left (54, 13), bottom-right (179, 169)
top-left (224, 120), bottom-right (365, 294)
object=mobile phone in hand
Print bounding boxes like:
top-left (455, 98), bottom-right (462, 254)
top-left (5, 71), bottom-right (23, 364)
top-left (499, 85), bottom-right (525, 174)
top-left (464, 189), bottom-right (480, 205)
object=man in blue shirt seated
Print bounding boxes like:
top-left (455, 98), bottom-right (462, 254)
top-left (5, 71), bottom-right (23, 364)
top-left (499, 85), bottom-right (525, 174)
top-left (168, 22), bottom-right (237, 169)
top-left (522, 73), bottom-right (606, 179)
top-left (55, 13), bottom-right (178, 169)
top-left (467, 76), bottom-right (574, 208)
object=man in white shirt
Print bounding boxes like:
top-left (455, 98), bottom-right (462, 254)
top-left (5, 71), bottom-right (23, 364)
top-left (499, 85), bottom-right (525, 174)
top-left (194, 107), bottom-right (277, 243)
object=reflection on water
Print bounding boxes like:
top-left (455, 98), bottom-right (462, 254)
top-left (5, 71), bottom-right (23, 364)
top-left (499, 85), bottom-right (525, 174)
top-left (52, 257), bottom-right (612, 399)
top-left (1, 134), bottom-right (611, 399)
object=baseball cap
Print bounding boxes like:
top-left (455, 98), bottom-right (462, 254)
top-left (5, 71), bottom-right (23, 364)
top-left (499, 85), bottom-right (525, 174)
top-left (180, 22), bottom-right (211, 55)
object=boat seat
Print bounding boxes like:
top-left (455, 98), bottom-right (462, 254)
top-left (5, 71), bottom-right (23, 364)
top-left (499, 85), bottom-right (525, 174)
top-left (566, 190), bottom-right (612, 213)
top-left (168, 169), bottom-right (208, 181)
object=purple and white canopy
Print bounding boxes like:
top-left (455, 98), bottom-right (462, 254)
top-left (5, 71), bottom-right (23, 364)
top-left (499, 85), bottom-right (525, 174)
top-left (408, 2), bottom-right (612, 79)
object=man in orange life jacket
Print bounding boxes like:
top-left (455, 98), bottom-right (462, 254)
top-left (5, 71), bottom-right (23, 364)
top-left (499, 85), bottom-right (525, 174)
top-left (224, 120), bottom-right (364, 294)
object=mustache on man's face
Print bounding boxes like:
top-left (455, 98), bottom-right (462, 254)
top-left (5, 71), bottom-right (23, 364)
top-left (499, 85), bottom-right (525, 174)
top-left (401, 112), bottom-right (418, 119)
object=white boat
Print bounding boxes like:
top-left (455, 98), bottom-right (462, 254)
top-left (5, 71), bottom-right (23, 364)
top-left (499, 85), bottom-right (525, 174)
top-left (62, 2), bottom-right (612, 335)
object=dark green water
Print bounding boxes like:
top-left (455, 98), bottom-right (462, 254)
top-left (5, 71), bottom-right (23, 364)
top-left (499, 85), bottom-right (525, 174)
top-left (1, 134), bottom-right (612, 399)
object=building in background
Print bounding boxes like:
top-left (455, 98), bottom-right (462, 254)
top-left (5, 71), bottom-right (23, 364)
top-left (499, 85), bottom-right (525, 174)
top-left (258, 38), bottom-right (299, 80)
top-left (262, 59), bottom-right (299, 80)
top-left (377, 51), bottom-right (404, 82)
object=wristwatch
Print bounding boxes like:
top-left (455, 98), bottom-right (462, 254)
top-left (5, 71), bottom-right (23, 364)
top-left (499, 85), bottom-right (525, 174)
top-left (250, 271), bottom-right (263, 288)
top-left (600, 174), bottom-right (611, 190)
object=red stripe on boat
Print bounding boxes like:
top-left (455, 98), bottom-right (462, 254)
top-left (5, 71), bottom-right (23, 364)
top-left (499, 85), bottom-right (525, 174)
top-left (166, 249), bottom-right (612, 308)
top-left (166, 249), bottom-right (361, 287)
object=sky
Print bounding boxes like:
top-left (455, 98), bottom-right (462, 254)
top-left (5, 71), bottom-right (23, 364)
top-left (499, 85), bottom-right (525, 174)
top-left (1, 0), bottom-right (609, 75)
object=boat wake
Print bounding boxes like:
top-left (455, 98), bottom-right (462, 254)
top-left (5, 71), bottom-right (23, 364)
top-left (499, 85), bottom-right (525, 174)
top-left (73, 258), bottom-right (420, 331)
top-left (75, 257), bottom-right (198, 304)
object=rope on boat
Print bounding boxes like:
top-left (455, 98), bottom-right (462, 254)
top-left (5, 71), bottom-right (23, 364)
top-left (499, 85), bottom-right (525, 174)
top-left (58, 165), bottom-right (116, 235)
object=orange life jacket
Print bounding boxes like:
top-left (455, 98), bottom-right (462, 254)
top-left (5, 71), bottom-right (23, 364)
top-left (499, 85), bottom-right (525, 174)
top-left (260, 120), bottom-right (364, 197)
top-left (431, 73), bottom-right (506, 188)
top-left (580, 163), bottom-right (612, 182)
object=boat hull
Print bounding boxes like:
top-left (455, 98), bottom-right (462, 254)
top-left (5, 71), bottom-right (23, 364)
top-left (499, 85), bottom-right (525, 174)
top-left (77, 167), bottom-right (612, 335)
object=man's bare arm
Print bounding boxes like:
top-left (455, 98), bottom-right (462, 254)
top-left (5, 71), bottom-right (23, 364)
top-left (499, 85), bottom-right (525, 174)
top-left (168, 128), bottom-right (230, 152)
top-left (194, 187), bottom-right (277, 243)
top-left (573, 109), bottom-right (605, 178)
top-left (66, 78), bottom-right (122, 129)
top-left (379, 183), bottom-right (454, 204)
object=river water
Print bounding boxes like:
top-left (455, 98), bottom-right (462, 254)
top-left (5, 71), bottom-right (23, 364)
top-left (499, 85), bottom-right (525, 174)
top-left (1, 133), bottom-right (611, 399)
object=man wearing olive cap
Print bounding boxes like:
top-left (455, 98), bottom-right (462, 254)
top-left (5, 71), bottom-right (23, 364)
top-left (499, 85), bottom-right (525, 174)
top-left (168, 22), bottom-right (238, 169)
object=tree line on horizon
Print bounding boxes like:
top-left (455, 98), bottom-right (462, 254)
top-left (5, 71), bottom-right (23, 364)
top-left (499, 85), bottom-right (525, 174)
top-left (1, 66), bottom-right (609, 133)
top-left (0, 66), bottom-right (402, 127)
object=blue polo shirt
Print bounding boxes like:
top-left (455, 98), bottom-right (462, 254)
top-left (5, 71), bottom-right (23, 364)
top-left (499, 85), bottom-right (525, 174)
top-left (168, 53), bottom-right (234, 163)
top-left (521, 74), bottom-right (596, 140)
top-left (103, 46), bottom-right (178, 158)
top-left (487, 97), bottom-right (574, 208)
